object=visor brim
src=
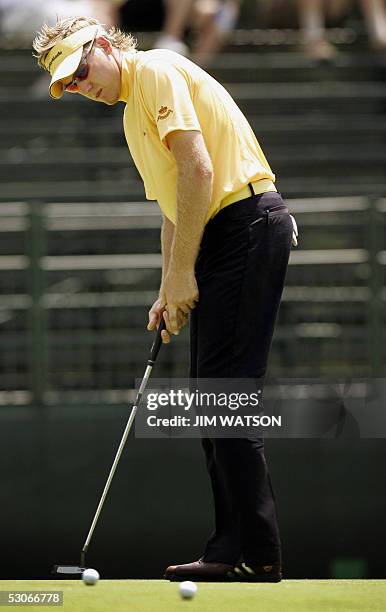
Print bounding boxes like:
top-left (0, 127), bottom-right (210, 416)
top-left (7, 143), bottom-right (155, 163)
top-left (49, 46), bottom-right (83, 99)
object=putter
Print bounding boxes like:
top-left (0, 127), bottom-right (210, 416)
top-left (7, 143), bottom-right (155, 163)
top-left (52, 319), bottom-right (166, 576)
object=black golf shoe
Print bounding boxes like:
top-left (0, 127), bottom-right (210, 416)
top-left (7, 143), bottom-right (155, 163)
top-left (228, 562), bottom-right (282, 582)
top-left (164, 559), bottom-right (234, 582)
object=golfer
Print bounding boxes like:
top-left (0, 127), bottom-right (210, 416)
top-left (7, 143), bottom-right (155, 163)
top-left (33, 16), bottom-right (296, 582)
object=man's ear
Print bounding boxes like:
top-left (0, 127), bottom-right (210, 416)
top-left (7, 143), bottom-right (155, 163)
top-left (95, 36), bottom-right (113, 54)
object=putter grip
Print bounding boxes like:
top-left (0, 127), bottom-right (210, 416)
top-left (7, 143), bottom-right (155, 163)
top-left (149, 317), bottom-right (166, 363)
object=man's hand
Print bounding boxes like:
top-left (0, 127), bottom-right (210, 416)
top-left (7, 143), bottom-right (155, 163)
top-left (163, 269), bottom-right (198, 335)
top-left (147, 292), bottom-right (191, 343)
top-left (147, 296), bottom-right (171, 343)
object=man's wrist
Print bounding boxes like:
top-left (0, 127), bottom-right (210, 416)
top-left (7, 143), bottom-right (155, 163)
top-left (168, 260), bottom-right (196, 276)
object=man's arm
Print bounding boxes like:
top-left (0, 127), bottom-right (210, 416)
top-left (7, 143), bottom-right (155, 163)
top-left (162, 129), bottom-right (213, 335)
top-left (147, 214), bottom-right (175, 343)
top-left (160, 214), bottom-right (174, 290)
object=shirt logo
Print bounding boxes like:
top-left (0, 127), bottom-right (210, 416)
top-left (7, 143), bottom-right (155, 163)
top-left (157, 106), bottom-right (173, 122)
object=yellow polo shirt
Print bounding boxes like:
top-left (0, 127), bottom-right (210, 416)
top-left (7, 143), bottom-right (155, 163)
top-left (119, 49), bottom-right (276, 224)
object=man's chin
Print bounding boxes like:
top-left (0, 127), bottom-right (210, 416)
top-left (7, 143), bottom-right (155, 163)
top-left (102, 93), bottom-right (119, 106)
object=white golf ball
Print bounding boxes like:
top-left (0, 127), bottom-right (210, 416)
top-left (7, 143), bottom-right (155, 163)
top-left (82, 568), bottom-right (100, 585)
top-left (179, 580), bottom-right (197, 599)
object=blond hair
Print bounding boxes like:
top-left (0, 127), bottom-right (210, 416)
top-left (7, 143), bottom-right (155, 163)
top-left (33, 16), bottom-right (137, 70)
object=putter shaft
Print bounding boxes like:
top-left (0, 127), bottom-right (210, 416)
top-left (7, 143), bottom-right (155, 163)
top-left (80, 320), bottom-right (166, 566)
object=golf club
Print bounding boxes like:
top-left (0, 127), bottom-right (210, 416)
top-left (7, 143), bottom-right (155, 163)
top-left (52, 318), bottom-right (166, 576)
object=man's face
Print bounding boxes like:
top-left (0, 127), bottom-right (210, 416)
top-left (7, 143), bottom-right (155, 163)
top-left (63, 36), bottom-right (121, 105)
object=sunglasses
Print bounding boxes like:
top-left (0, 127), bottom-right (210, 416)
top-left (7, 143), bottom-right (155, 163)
top-left (65, 34), bottom-right (96, 92)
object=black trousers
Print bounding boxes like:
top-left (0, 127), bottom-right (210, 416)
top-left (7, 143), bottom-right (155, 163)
top-left (189, 190), bottom-right (293, 566)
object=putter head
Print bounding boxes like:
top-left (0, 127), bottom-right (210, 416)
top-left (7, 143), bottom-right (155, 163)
top-left (52, 565), bottom-right (86, 577)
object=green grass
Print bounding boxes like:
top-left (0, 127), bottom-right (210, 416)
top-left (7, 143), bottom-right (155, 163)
top-left (0, 580), bottom-right (385, 611)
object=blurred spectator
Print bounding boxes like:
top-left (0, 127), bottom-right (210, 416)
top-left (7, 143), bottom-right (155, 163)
top-left (295, 0), bottom-right (341, 60)
top-left (192, 0), bottom-right (241, 63)
top-left (0, 0), bottom-right (124, 44)
top-left (359, 0), bottom-right (386, 51)
top-left (154, 0), bottom-right (241, 63)
top-left (153, 0), bottom-right (193, 55)
top-left (295, 0), bottom-right (386, 60)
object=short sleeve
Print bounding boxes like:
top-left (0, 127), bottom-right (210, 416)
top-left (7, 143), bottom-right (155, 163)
top-left (139, 60), bottom-right (202, 143)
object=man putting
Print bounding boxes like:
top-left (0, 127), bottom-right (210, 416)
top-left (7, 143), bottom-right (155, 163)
top-left (33, 16), bottom-right (295, 582)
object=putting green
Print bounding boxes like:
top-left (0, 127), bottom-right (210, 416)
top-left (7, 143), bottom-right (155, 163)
top-left (0, 579), bottom-right (385, 611)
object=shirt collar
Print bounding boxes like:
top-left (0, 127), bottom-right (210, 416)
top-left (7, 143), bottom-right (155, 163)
top-left (118, 51), bottom-right (137, 102)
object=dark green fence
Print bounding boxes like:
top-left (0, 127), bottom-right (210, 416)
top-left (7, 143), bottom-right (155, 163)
top-left (0, 196), bottom-right (384, 406)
